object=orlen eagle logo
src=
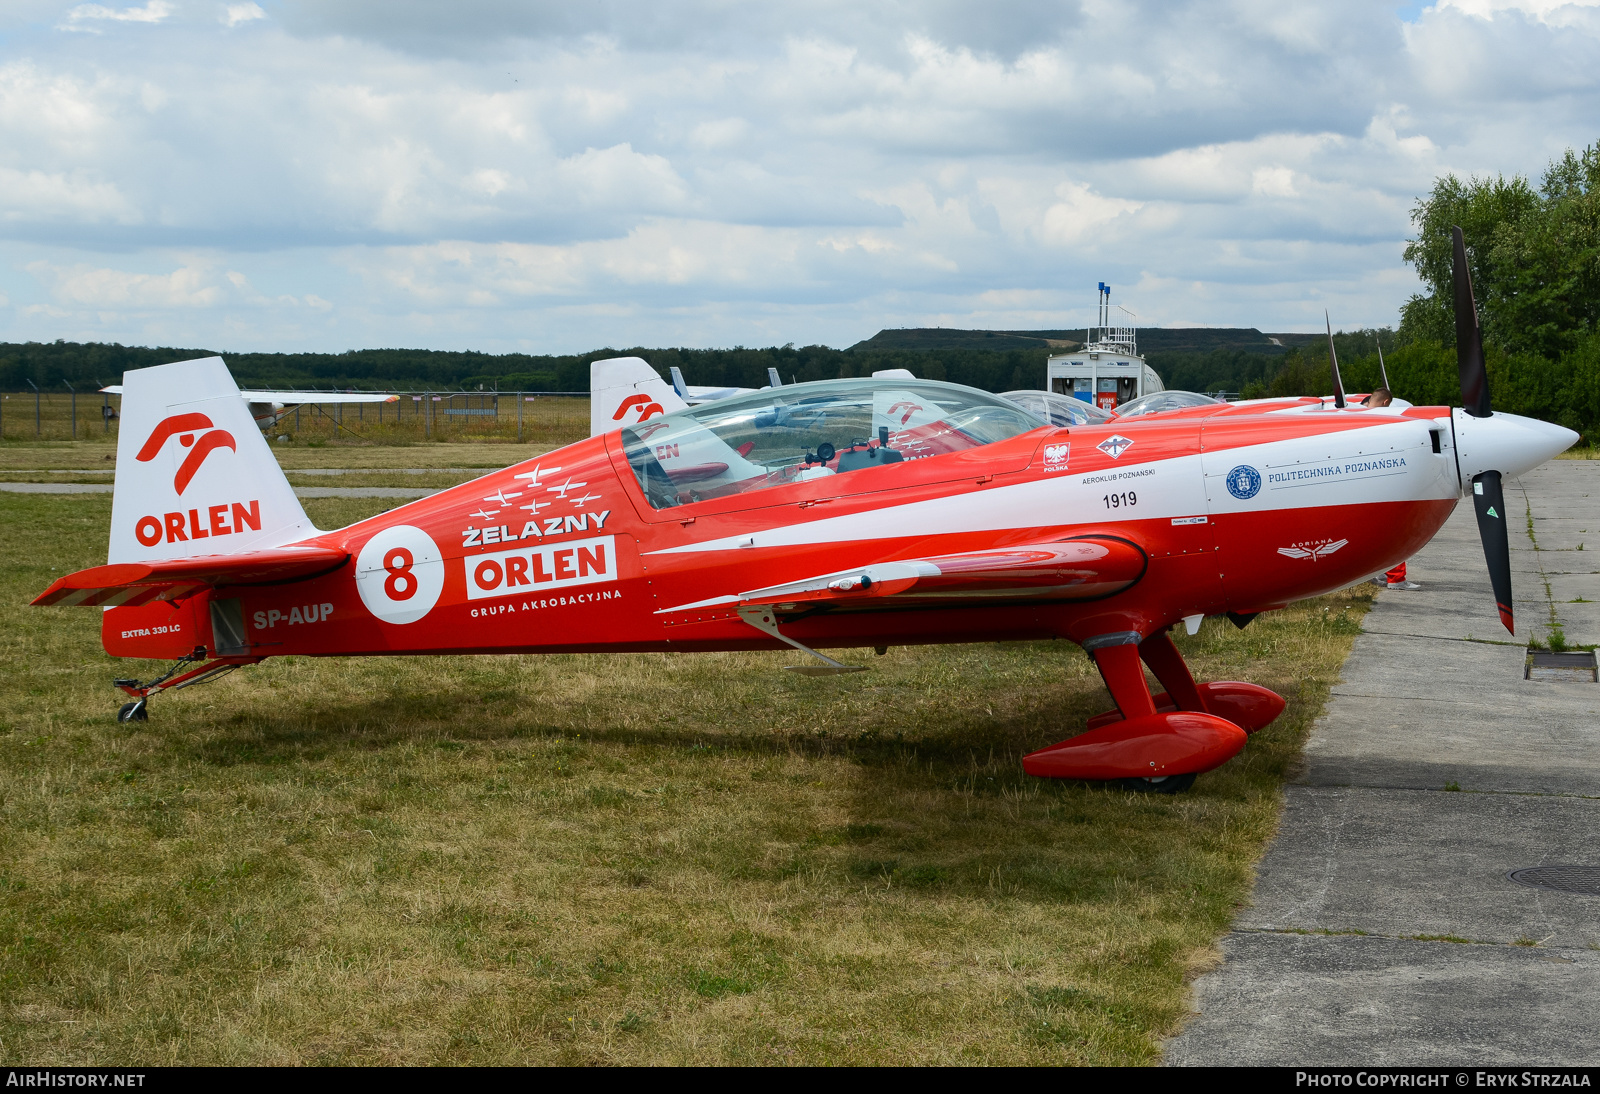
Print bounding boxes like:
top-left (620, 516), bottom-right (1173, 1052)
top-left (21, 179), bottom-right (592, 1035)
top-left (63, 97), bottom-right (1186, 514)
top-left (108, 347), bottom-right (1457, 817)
top-left (131, 413), bottom-right (261, 548)
top-left (137, 413), bottom-right (237, 494)
top-left (612, 394), bottom-right (665, 425)
top-left (886, 401), bottom-right (923, 426)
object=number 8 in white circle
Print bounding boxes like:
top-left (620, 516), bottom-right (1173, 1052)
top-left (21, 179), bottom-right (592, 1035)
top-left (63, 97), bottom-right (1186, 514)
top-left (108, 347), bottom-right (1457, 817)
top-left (356, 525), bottom-right (444, 625)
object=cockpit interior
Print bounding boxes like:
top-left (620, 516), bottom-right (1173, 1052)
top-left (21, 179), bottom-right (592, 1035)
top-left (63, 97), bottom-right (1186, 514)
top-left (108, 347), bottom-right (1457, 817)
top-left (620, 378), bottom-right (1044, 509)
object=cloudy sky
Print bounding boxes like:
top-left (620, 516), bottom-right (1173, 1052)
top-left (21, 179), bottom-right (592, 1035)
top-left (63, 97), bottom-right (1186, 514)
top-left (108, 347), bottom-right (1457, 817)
top-left (0, 0), bottom-right (1596, 354)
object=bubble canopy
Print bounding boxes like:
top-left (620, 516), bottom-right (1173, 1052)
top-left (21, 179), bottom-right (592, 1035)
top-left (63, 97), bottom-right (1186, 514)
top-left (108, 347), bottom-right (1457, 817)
top-left (619, 377), bottom-right (1046, 510)
top-left (1113, 390), bottom-right (1220, 418)
top-left (999, 389), bottom-right (1116, 427)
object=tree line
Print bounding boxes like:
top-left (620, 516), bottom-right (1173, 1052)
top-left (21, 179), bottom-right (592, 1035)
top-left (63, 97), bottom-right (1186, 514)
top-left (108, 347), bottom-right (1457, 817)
top-left (0, 340), bottom-right (1055, 398)
top-left (0, 335), bottom-right (1359, 404)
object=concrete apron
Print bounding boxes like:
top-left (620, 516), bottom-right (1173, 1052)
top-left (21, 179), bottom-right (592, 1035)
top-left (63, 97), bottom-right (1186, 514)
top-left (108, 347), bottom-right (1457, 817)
top-left (1165, 459), bottom-right (1600, 1066)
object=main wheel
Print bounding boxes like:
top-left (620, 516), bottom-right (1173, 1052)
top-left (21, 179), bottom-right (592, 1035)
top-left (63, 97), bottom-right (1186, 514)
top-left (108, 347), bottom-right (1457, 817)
top-left (117, 700), bottom-right (148, 723)
top-left (1120, 772), bottom-right (1196, 794)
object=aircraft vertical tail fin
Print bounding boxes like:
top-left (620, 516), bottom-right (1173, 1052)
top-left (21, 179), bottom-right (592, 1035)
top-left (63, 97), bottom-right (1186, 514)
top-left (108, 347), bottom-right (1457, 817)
top-left (109, 357), bottom-right (316, 565)
top-left (767, 367), bottom-right (783, 388)
top-left (668, 365), bottom-right (692, 400)
top-left (590, 357), bottom-right (687, 436)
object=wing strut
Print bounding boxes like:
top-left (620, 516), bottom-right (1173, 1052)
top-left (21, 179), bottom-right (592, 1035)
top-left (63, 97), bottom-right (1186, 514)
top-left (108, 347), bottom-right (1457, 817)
top-left (736, 606), bottom-right (866, 675)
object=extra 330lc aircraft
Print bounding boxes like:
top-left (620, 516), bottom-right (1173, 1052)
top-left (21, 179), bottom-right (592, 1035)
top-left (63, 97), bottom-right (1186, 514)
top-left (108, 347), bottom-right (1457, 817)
top-left (33, 230), bottom-right (1578, 792)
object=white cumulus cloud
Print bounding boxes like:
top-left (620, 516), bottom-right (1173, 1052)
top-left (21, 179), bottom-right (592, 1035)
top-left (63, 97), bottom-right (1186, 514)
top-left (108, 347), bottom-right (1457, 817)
top-left (221, 4), bottom-right (266, 29)
top-left (62, 1), bottom-right (173, 30)
top-left (0, 0), bottom-right (1592, 352)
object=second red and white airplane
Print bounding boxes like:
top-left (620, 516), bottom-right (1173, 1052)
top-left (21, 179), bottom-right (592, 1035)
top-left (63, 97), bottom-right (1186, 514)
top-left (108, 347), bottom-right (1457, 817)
top-left (36, 230), bottom-right (1575, 792)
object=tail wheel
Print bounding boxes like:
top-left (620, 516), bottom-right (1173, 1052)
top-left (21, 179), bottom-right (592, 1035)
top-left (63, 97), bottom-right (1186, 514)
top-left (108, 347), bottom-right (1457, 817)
top-left (1120, 772), bottom-right (1196, 794)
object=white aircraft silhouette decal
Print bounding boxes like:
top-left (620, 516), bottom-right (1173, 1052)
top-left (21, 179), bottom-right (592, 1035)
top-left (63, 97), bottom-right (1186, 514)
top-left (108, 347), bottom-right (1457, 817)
top-left (1276, 539), bottom-right (1349, 561)
top-left (513, 465), bottom-right (561, 487)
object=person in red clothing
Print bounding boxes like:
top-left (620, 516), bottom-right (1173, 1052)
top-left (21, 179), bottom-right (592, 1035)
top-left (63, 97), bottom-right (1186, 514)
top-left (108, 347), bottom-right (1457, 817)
top-left (1381, 560), bottom-right (1420, 590)
top-left (1363, 387), bottom-right (1422, 590)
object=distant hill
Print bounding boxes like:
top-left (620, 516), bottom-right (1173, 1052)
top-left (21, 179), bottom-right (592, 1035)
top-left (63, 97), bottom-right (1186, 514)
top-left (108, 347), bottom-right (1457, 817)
top-left (851, 328), bottom-right (1083, 353)
top-left (851, 327), bottom-right (1320, 356)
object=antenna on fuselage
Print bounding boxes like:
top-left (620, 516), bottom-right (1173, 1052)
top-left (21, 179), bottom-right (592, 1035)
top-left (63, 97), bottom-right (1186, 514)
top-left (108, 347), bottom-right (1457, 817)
top-left (1376, 340), bottom-right (1391, 393)
top-left (1325, 310), bottom-right (1347, 409)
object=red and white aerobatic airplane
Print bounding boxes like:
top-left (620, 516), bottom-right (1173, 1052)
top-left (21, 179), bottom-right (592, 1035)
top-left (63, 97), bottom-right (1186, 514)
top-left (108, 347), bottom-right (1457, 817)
top-left (34, 230), bottom-right (1577, 792)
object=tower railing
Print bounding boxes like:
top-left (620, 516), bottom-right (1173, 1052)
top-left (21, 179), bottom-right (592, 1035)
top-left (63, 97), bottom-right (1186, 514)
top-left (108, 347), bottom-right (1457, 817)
top-left (1085, 287), bottom-right (1138, 356)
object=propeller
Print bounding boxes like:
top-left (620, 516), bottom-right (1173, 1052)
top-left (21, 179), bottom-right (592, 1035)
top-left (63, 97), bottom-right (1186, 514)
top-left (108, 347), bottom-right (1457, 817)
top-left (1454, 226), bottom-right (1492, 418)
top-left (1473, 470), bottom-right (1514, 632)
top-left (1325, 310), bottom-right (1347, 409)
top-left (1452, 224), bottom-right (1514, 633)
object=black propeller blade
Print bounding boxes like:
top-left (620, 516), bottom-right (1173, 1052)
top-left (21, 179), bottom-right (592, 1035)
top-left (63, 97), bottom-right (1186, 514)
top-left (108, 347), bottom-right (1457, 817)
top-left (1325, 310), bottom-right (1346, 409)
top-left (1453, 225), bottom-right (1492, 417)
top-left (1473, 471), bottom-right (1515, 633)
top-left (1452, 224), bottom-right (1514, 633)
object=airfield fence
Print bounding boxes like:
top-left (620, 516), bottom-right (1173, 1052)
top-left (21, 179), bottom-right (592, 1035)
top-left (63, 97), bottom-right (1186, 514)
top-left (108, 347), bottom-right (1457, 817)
top-left (0, 389), bottom-right (591, 447)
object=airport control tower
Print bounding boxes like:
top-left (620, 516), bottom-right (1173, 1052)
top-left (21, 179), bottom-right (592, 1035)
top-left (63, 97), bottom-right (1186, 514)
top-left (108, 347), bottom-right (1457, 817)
top-left (1045, 282), bottom-right (1164, 409)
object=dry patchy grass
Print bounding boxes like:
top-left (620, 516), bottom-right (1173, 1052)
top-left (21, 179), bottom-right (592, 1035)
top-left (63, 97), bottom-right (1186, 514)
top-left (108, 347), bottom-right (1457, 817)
top-left (0, 456), bottom-right (1373, 1065)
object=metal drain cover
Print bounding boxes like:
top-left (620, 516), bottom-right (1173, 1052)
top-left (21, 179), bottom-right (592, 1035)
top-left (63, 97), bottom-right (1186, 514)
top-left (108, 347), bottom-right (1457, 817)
top-left (1507, 865), bottom-right (1600, 895)
top-left (1525, 650), bottom-right (1598, 682)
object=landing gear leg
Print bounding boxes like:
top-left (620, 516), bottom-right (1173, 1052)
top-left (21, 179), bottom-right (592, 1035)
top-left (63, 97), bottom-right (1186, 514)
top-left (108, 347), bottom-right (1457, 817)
top-left (1088, 637), bottom-right (1157, 719)
top-left (1138, 629), bottom-right (1207, 712)
top-left (110, 647), bottom-right (260, 723)
top-left (1084, 627), bottom-right (1287, 735)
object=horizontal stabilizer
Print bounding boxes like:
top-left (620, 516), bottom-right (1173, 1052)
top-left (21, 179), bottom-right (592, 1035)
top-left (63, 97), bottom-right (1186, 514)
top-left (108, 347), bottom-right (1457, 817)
top-left (662, 535), bottom-right (1147, 614)
top-left (33, 546), bottom-right (348, 607)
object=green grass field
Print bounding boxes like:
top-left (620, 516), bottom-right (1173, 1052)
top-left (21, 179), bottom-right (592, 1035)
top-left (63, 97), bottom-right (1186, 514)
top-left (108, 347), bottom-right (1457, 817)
top-left (0, 442), bottom-right (1373, 1065)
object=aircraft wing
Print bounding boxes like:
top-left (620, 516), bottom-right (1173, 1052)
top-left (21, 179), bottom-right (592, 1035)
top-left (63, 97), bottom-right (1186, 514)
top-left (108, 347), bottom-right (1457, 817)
top-left (661, 535), bottom-right (1147, 615)
top-left (33, 546), bottom-right (349, 607)
top-left (100, 385), bottom-right (398, 405)
top-left (238, 390), bottom-right (399, 405)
